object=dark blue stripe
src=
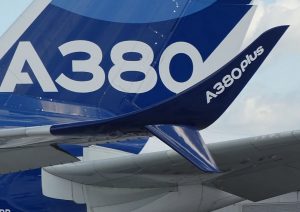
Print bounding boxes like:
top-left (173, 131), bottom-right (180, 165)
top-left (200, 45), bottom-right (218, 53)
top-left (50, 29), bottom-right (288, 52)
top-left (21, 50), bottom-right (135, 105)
top-left (51, 0), bottom-right (217, 23)
top-left (57, 138), bottom-right (148, 157)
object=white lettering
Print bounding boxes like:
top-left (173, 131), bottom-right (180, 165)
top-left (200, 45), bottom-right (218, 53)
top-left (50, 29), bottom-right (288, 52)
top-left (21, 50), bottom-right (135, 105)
top-left (56, 40), bottom-right (105, 93)
top-left (108, 41), bottom-right (157, 93)
top-left (231, 68), bottom-right (242, 80)
top-left (0, 42), bottom-right (57, 92)
top-left (206, 46), bottom-right (264, 104)
top-left (159, 42), bottom-right (203, 94)
top-left (1, 41), bottom-right (263, 101)
top-left (206, 91), bottom-right (217, 104)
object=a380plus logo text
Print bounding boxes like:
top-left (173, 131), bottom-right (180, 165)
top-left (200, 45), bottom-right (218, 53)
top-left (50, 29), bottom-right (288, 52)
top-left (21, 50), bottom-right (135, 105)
top-left (206, 46), bottom-right (264, 104)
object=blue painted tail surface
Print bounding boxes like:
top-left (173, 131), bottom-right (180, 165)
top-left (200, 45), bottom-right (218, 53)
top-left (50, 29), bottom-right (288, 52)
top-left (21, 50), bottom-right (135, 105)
top-left (51, 26), bottom-right (289, 135)
top-left (0, 0), bottom-right (289, 173)
top-left (50, 26), bottom-right (288, 173)
top-left (0, 0), bottom-right (255, 125)
top-left (146, 125), bottom-right (218, 172)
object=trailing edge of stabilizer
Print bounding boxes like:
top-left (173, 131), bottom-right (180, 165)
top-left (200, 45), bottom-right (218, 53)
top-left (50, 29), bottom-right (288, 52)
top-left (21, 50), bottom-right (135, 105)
top-left (146, 125), bottom-right (219, 173)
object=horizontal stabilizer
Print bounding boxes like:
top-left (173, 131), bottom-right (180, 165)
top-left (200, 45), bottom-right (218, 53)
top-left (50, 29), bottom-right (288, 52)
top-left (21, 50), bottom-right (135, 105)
top-left (146, 125), bottom-right (218, 173)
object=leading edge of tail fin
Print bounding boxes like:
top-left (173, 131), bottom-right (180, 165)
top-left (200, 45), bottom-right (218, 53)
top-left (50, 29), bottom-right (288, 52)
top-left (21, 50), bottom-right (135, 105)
top-left (146, 125), bottom-right (218, 173)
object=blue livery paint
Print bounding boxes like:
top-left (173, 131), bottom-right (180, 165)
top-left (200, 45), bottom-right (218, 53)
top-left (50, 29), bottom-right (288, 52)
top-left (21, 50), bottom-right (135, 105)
top-left (0, 0), bottom-right (288, 176)
top-left (99, 138), bottom-right (148, 154)
top-left (146, 125), bottom-right (218, 172)
top-left (0, 2), bottom-right (251, 118)
top-left (57, 144), bottom-right (84, 157)
top-left (50, 0), bottom-right (252, 24)
top-left (50, 26), bottom-right (288, 135)
top-left (51, 0), bottom-right (217, 23)
top-left (58, 137), bottom-right (148, 157)
top-left (48, 25), bottom-right (288, 174)
top-left (0, 169), bottom-right (86, 212)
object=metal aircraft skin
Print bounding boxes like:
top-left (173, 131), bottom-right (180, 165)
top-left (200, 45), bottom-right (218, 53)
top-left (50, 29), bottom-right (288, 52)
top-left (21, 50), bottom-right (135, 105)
top-left (0, 0), bottom-right (292, 212)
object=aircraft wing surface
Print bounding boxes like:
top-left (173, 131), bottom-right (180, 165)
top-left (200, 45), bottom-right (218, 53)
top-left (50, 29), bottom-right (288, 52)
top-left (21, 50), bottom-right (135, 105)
top-left (208, 130), bottom-right (300, 201)
top-left (44, 146), bottom-right (201, 189)
top-left (44, 130), bottom-right (300, 202)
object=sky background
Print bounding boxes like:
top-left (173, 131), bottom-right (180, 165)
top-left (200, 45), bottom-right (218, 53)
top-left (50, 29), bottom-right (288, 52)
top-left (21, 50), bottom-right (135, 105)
top-left (0, 0), bottom-right (299, 143)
